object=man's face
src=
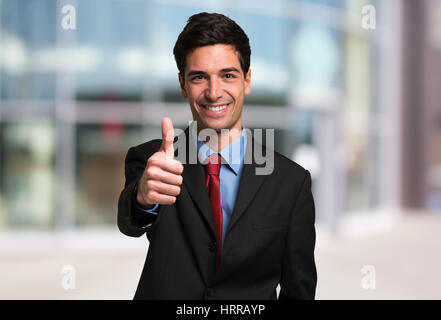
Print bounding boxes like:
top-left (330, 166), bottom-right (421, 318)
top-left (179, 44), bottom-right (251, 133)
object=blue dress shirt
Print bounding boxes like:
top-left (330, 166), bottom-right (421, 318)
top-left (196, 126), bottom-right (247, 247)
top-left (134, 125), bottom-right (247, 248)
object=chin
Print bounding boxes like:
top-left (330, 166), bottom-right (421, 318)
top-left (207, 120), bottom-right (234, 131)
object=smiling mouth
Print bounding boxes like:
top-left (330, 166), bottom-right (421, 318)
top-left (201, 103), bottom-right (230, 111)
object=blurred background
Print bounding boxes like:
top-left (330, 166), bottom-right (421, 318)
top-left (1, 0), bottom-right (441, 299)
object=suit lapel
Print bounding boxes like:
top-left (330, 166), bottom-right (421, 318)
top-left (179, 126), bottom-right (216, 237)
top-left (177, 126), bottom-right (269, 240)
top-left (226, 129), bottom-right (268, 235)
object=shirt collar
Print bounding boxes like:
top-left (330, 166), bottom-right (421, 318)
top-left (191, 123), bottom-right (247, 175)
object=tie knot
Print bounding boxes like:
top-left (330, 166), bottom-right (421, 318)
top-left (206, 153), bottom-right (222, 175)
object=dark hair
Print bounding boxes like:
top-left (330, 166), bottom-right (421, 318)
top-left (173, 12), bottom-right (251, 79)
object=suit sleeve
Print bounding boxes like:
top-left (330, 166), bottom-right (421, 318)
top-left (117, 144), bottom-right (159, 237)
top-left (279, 170), bottom-right (317, 299)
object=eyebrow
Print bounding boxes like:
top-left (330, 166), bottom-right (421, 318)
top-left (187, 67), bottom-right (241, 77)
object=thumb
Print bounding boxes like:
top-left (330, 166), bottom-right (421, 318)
top-left (161, 117), bottom-right (175, 159)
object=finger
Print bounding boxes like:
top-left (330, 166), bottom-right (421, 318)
top-left (147, 190), bottom-right (176, 205)
top-left (148, 156), bottom-right (183, 175)
top-left (161, 117), bottom-right (175, 159)
top-left (147, 180), bottom-right (181, 197)
top-left (146, 167), bottom-right (183, 186)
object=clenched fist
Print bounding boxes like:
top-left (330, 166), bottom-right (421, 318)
top-left (136, 117), bottom-right (184, 209)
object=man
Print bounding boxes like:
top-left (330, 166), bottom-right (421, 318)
top-left (118, 12), bottom-right (317, 300)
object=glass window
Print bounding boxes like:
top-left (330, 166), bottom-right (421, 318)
top-left (0, 121), bottom-right (55, 227)
top-left (75, 123), bottom-right (154, 226)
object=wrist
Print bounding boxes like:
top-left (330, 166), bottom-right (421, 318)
top-left (136, 193), bottom-right (155, 210)
top-left (134, 181), bottom-right (155, 210)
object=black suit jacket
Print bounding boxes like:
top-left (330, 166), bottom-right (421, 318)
top-left (117, 127), bottom-right (317, 299)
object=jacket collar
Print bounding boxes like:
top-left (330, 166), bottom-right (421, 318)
top-left (178, 123), bottom-right (268, 240)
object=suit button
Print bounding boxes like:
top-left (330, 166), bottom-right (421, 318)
top-left (206, 288), bottom-right (215, 297)
top-left (208, 241), bottom-right (216, 252)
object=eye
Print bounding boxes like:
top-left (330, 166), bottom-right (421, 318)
top-left (224, 73), bottom-right (235, 79)
top-left (192, 75), bottom-right (204, 81)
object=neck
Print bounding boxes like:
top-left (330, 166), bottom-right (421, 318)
top-left (196, 122), bottom-right (242, 152)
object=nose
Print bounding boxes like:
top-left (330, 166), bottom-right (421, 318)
top-left (205, 77), bottom-right (222, 102)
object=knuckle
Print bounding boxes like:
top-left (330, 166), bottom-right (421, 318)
top-left (146, 179), bottom-right (155, 190)
top-left (176, 165), bottom-right (184, 175)
top-left (146, 167), bottom-right (158, 179)
top-left (172, 159), bottom-right (183, 171)
top-left (148, 158), bottom-right (161, 168)
top-left (145, 167), bottom-right (154, 179)
top-left (148, 153), bottom-right (165, 167)
top-left (176, 161), bottom-right (184, 171)
top-left (148, 153), bottom-right (158, 163)
top-left (147, 158), bottom-right (155, 168)
top-left (146, 191), bottom-right (156, 202)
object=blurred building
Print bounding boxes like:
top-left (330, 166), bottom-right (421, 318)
top-left (0, 0), bottom-right (440, 233)
top-left (401, 0), bottom-right (441, 211)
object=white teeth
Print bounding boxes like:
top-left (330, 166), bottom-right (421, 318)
top-left (203, 104), bottom-right (228, 111)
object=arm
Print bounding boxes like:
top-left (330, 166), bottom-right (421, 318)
top-left (117, 118), bottom-right (183, 238)
top-left (132, 182), bottom-right (160, 227)
top-left (279, 170), bottom-right (317, 299)
top-left (117, 145), bottom-right (160, 237)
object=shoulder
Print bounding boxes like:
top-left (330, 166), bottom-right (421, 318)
top-left (125, 139), bottom-right (162, 163)
top-left (130, 139), bottom-right (162, 153)
top-left (274, 150), bottom-right (309, 181)
top-left (274, 150), bottom-right (307, 174)
top-left (254, 139), bottom-right (310, 186)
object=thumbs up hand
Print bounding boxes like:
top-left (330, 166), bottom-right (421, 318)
top-left (136, 117), bottom-right (184, 208)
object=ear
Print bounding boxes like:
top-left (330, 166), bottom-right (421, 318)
top-left (178, 73), bottom-right (188, 98)
top-left (244, 68), bottom-right (251, 95)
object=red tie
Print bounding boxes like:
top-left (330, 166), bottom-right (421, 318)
top-left (205, 153), bottom-right (223, 269)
